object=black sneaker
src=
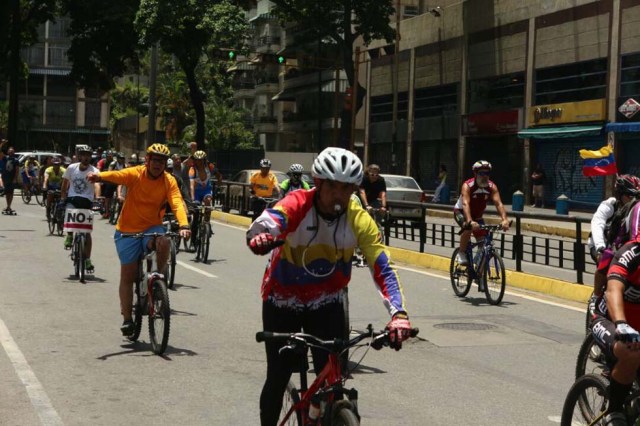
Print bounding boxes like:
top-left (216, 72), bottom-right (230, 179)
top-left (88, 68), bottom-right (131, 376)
top-left (120, 320), bottom-right (135, 336)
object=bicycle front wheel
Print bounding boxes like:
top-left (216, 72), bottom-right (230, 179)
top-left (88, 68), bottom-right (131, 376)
top-left (22, 189), bottom-right (31, 204)
top-left (77, 236), bottom-right (86, 283)
top-left (450, 248), bottom-right (472, 297)
top-left (332, 407), bottom-right (359, 426)
top-left (127, 280), bottom-right (144, 342)
top-left (279, 381), bottom-right (302, 425)
top-left (56, 211), bottom-right (64, 236)
top-left (48, 210), bottom-right (56, 234)
top-left (167, 240), bottom-right (176, 289)
top-left (483, 251), bottom-right (506, 305)
top-left (560, 373), bottom-right (608, 426)
top-left (148, 279), bottom-right (170, 355)
top-left (35, 189), bottom-right (44, 206)
top-left (575, 333), bottom-right (607, 381)
top-left (201, 223), bottom-right (211, 263)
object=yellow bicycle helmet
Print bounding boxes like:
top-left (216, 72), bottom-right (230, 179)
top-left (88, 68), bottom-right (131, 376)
top-left (193, 150), bottom-right (207, 160)
top-left (147, 143), bottom-right (170, 157)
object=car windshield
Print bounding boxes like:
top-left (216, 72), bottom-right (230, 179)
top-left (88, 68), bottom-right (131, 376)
top-left (384, 176), bottom-right (421, 190)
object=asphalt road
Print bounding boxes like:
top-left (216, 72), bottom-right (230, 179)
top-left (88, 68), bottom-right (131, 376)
top-left (0, 200), bottom-right (591, 425)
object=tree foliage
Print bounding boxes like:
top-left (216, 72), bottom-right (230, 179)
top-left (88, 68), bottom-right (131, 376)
top-left (135, 0), bottom-right (249, 149)
top-left (62, 0), bottom-right (142, 91)
top-left (182, 100), bottom-right (255, 150)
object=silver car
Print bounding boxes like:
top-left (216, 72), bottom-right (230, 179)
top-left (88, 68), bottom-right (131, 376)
top-left (380, 174), bottom-right (426, 220)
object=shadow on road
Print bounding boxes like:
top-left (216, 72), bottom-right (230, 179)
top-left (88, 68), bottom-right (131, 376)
top-left (96, 341), bottom-right (198, 361)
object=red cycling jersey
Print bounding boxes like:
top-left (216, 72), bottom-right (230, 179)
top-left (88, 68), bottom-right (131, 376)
top-left (454, 177), bottom-right (497, 219)
top-left (601, 241), bottom-right (640, 330)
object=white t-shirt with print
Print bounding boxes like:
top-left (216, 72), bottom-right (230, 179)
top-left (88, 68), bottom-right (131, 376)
top-left (63, 163), bottom-right (99, 200)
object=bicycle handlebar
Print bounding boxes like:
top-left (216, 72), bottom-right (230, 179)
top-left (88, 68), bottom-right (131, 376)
top-left (120, 231), bottom-right (181, 239)
top-left (457, 220), bottom-right (513, 235)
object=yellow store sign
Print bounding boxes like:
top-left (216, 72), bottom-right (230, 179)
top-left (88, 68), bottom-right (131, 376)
top-left (528, 99), bottom-right (606, 126)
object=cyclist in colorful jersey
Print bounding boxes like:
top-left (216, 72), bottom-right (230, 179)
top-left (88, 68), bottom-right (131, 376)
top-left (247, 147), bottom-right (412, 426)
top-left (87, 143), bottom-right (190, 336)
top-left (587, 175), bottom-right (640, 318)
top-left (250, 158), bottom-right (281, 221)
top-left (453, 160), bottom-right (510, 266)
top-left (61, 145), bottom-right (101, 271)
top-left (42, 157), bottom-right (66, 214)
top-left (590, 239), bottom-right (640, 426)
top-left (21, 154), bottom-right (41, 193)
top-left (279, 163), bottom-right (310, 196)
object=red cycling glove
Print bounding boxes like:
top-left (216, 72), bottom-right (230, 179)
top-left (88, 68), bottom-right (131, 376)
top-left (249, 232), bottom-right (276, 255)
top-left (386, 315), bottom-right (412, 351)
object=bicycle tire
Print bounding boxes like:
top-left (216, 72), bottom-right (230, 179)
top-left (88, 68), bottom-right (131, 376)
top-left (148, 279), bottom-right (170, 355)
top-left (560, 373), bottom-right (609, 426)
top-left (127, 279), bottom-right (144, 342)
top-left (280, 381), bottom-right (302, 425)
top-left (22, 190), bottom-right (31, 204)
top-left (585, 292), bottom-right (594, 335)
top-left (56, 212), bottom-right (64, 236)
top-left (35, 190), bottom-right (44, 206)
top-left (167, 240), bottom-right (176, 289)
top-left (48, 210), bottom-right (56, 234)
top-left (78, 236), bottom-right (86, 283)
top-left (332, 407), bottom-right (359, 426)
top-left (450, 248), bottom-right (472, 297)
top-left (202, 223), bottom-right (211, 263)
top-left (483, 251), bottom-right (506, 305)
top-left (575, 333), bottom-right (608, 381)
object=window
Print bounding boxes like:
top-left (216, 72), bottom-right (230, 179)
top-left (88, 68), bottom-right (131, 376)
top-left (18, 75), bottom-right (45, 97)
top-left (620, 53), bottom-right (640, 98)
top-left (370, 92), bottom-right (408, 123)
top-left (48, 44), bottom-right (71, 67)
top-left (414, 84), bottom-right (458, 118)
top-left (85, 101), bottom-right (102, 128)
top-left (46, 100), bottom-right (75, 127)
top-left (535, 58), bottom-right (607, 105)
top-left (47, 76), bottom-right (76, 98)
top-left (22, 44), bottom-right (45, 67)
top-left (468, 72), bottom-right (524, 113)
top-left (48, 18), bottom-right (71, 39)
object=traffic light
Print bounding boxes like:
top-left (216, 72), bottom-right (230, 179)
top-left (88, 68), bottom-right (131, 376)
top-left (344, 87), bottom-right (353, 111)
top-left (228, 50), bottom-right (236, 61)
top-left (212, 48), bottom-right (236, 61)
top-left (278, 55), bottom-right (286, 65)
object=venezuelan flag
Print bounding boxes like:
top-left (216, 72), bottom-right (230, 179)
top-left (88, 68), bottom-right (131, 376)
top-left (579, 145), bottom-right (618, 177)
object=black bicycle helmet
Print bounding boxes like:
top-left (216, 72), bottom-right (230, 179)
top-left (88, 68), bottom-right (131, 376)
top-left (615, 174), bottom-right (640, 197)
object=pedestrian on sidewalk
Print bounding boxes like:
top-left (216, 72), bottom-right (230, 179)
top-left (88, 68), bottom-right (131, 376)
top-left (0, 140), bottom-right (19, 214)
top-left (531, 163), bottom-right (546, 208)
top-left (432, 164), bottom-right (447, 203)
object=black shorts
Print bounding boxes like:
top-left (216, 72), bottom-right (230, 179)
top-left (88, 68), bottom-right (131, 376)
top-left (1, 176), bottom-right (15, 194)
top-left (66, 196), bottom-right (93, 209)
top-left (102, 182), bottom-right (117, 198)
top-left (590, 315), bottom-right (617, 365)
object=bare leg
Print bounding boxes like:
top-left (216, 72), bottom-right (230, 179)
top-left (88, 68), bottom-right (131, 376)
top-left (119, 262), bottom-right (138, 320)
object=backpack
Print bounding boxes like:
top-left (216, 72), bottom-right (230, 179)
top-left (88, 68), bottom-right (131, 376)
top-left (606, 198), bottom-right (639, 247)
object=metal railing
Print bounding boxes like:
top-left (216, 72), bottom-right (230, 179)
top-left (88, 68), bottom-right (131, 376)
top-left (214, 185), bottom-right (594, 284)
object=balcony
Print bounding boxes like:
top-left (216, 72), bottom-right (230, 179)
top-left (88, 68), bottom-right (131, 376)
top-left (255, 35), bottom-right (281, 54)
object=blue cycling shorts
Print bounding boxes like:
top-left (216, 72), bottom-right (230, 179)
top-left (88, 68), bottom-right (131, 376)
top-left (114, 225), bottom-right (165, 265)
top-left (194, 185), bottom-right (213, 203)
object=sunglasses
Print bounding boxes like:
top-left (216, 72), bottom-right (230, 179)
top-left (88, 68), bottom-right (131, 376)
top-left (291, 173), bottom-right (302, 178)
top-left (477, 171), bottom-right (490, 176)
top-left (150, 156), bottom-right (166, 165)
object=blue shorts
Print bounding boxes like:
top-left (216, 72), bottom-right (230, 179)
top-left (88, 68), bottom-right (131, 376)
top-left (114, 225), bottom-right (165, 265)
top-left (194, 185), bottom-right (213, 203)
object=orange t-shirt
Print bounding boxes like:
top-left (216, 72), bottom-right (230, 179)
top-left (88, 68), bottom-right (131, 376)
top-left (100, 165), bottom-right (188, 232)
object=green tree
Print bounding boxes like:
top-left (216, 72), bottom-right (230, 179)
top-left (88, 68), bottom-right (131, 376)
top-left (5, 0), bottom-right (59, 145)
top-left (62, 0), bottom-right (142, 91)
top-left (135, 0), bottom-right (249, 150)
top-left (182, 100), bottom-right (255, 150)
top-left (109, 80), bottom-right (149, 131)
top-left (270, 0), bottom-right (396, 146)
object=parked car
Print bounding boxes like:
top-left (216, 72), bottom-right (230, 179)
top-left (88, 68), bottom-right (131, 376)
top-left (219, 169), bottom-right (288, 212)
top-left (380, 174), bottom-right (427, 220)
top-left (16, 151), bottom-right (65, 167)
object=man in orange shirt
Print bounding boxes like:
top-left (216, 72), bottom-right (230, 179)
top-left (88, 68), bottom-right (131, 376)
top-left (87, 143), bottom-right (190, 336)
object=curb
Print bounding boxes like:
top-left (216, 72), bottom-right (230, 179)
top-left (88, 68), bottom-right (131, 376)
top-left (213, 210), bottom-right (592, 304)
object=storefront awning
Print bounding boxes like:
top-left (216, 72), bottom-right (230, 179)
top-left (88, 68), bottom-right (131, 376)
top-left (517, 125), bottom-right (603, 139)
top-left (604, 122), bottom-right (640, 133)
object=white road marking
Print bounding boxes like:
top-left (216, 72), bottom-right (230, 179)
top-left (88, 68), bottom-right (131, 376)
top-left (394, 264), bottom-right (585, 312)
top-left (176, 260), bottom-right (218, 278)
top-left (213, 218), bottom-right (585, 312)
top-left (547, 415), bottom-right (561, 423)
top-left (0, 318), bottom-right (64, 425)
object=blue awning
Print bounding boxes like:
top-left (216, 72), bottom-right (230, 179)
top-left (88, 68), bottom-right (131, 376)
top-left (605, 122), bottom-right (640, 133)
top-left (517, 125), bottom-right (603, 139)
top-left (29, 68), bottom-right (71, 76)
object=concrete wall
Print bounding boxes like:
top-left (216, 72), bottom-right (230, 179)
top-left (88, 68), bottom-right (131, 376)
top-left (621, 5), bottom-right (640, 55)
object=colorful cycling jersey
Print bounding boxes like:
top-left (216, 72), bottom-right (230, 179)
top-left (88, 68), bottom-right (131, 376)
top-left (280, 178), bottom-right (310, 195)
top-left (44, 166), bottom-right (66, 186)
top-left (454, 177), bottom-right (497, 219)
top-left (600, 242), bottom-right (640, 330)
top-left (251, 171), bottom-right (278, 197)
top-left (99, 165), bottom-right (188, 232)
top-left (188, 163), bottom-right (217, 189)
top-left (23, 160), bottom-right (40, 175)
top-left (246, 189), bottom-right (407, 315)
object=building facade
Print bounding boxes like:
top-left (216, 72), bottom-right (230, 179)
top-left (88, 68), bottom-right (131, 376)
top-left (364, 0), bottom-right (640, 205)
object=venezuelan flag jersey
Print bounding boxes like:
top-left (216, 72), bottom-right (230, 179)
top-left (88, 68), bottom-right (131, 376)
top-left (247, 188), bottom-right (407, 315)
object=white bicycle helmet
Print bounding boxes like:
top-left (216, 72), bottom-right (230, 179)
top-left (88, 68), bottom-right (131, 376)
top-left (166, 158), bottom-right (174, 168)
top-left (312, 147), bottom-right (363, 185)
top-left (260, 158), bottom-right (272, 168)
top-left (288, 163), bottom-right (304, 174)
top-left (472, 160), bottom-right (492, 172)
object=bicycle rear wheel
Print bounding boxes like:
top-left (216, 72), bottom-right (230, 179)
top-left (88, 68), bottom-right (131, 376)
top-left (332, 407), bottom-right (359, 426)
top-left (48, 210), bottom-right (56, 234)
top-left (450, 248), bottom-right (472, 297)
top-left (201, 223), bottom-right (211, 263)
top-left (56, 211), bottom-right (64, 236)
top-left (560, 373), bottom-right (608, 426)
top-left (148, 279), bottom-right (170, 355)
top-left (279, 381), bottom-right (302, 425)
top-left (77, 236), bottom-right (86, 283)
top-left (483, 251), bottom-right (506, 305)
top-left (22, 189), bottom-right (31, 204)
top-left (167, 240), bottom-right (176, 289)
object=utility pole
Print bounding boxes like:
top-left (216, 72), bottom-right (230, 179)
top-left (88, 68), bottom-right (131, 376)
top-left (7, 0), bottom-right (20, 145)
top-left (146, 43), bottom-right (158, 147)
top-left (350, 46), bottom-right (360, 153)
top-left (390, 0), bottom-right (401, 173)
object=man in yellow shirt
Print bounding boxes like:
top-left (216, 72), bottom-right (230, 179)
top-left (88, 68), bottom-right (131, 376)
top-left (250, 158), bottom-right (280, 221)
top-left (87, 143), bottom-right (191, 336)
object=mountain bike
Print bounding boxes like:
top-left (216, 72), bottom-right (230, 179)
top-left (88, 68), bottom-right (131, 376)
top-left (63, 204), bottom-right (99, 283)
top-left (256, 324), bottom-right (419, 426)
top-left (108, 197), bottom-right (123, 225)
top-left (188, 201), bottom-right (213, 263)
top-left (21, 178), bottom-right (44, 206)
top-left (46, 190), bottom-right (64, 235)
top-left (449, 222), bottom-right (510, 305)
top-left (251, 195), bottom-right (279, 221)
top-left (121, 231), bottom-right (176, 355)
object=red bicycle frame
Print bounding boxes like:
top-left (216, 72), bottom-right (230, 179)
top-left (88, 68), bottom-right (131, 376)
top-left (280, 352), bottom-right (343, 425)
